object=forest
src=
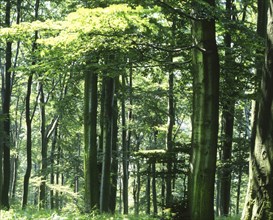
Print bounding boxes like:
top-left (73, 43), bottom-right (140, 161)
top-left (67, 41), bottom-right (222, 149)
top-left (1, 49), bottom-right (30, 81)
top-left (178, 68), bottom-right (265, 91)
top-left (0, 0), bottom-right (272, 219)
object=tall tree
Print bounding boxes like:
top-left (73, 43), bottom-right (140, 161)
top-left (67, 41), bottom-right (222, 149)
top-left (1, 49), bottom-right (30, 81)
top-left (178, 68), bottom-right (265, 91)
top-left (241, 0), bottom-right (273, 219)
top-left (84, 57), bottom-right (99, 211)
top-left (1, 0), bottom-right (12, 209)
top-left (39, 82), bottom-right (47, 209)
top-left (100, 72), bottom-right (115, 213)
top-left (189, 0), bottom-right (220, 219)
top-left (219, 0), bottom-right (236, 216)
top-left (0, 113), bottom-right (3, 205)
top-left (166, 71), bottom-right (174, 208)
top-left (22, 0), bottom-right (40, 209)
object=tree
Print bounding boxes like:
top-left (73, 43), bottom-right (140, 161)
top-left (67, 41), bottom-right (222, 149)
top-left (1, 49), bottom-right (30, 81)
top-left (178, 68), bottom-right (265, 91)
top-left (241, 0), bottom-right (273, 219)
top-left (1, 0), bottom-right (12, 209)
top-left (100, 69), bottom-right (115, 213)
top-left (218, 0), bottom-right (236, 216)
top-left (189, 0), bottom-right (220, 219)
top-left (22, 0), bottom-right (40, 209)
top-left (84, 55), bottom-right (99, 211)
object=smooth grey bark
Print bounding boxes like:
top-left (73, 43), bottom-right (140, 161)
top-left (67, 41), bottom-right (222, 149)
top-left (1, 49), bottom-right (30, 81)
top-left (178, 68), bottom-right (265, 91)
top-left (241, 0), bottom-right (268, 219)
top-left (241, 1), bottom-right (273, 219)
top-left (189, 0), bottom-right (220, 219)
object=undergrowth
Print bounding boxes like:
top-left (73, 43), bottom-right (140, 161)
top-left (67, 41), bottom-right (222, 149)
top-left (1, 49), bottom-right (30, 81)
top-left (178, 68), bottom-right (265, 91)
top-left (216, 215), bottom-right (241, 220)
top-left (0, 205), bottom-right (158, 220)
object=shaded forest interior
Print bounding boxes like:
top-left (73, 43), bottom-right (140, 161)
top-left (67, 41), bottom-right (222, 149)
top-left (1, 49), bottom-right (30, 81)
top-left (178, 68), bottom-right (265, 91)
top-left (0, 0), bottom-right (272, 220)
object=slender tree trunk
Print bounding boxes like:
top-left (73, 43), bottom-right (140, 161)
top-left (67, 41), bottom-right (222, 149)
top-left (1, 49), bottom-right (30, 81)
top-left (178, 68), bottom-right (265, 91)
top-left (55, 142), bottom-right (61, 210)
top-left (10, 155), bottom-right (18, 200)
top-left (1, 0), bottom-right (12, 209)
top-left (10, 0), bottom-right (22, 202)
top-left (75, 134), bottom-right (81, 194)
top-left (166, 71), bottom-right (174, 208)
top-left (98, 76), bottom-right (105, 207)
top-left (50, 125), bottom-right (58, 209)
top-left (152, 161), bottom-right (158, 216)
top-left (0, 113), bottom-right (3, 204)
top-left (100, 75), bottom-right (115, 213)
top-left (121, 73), bottom-right (129, 214)
top-left (109, 77), bottom-right (119, 213)
top-left (22, 0), bottom-right (39, 209)
top-left (84, 60), bottom-right (99, 211)
top-left (39, 82), bottom-right (47, 209)
top-left (146, 163), bottom-right (151, 215)
top-left (161, 167), bottom-right (165, 214)
top-left (133, 134), bottom-right (142, 216)
top-left (219, 0), bottom-right (236, 216)
top-left (236, 165), bottom-right (242, 215)
top-left (189, 0), bottom-right (220, 219)
top-left (216, 173), bottom-right (220, 216)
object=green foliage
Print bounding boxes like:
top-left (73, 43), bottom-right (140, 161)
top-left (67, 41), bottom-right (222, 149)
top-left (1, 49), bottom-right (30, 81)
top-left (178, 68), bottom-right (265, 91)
top-left (0, 4), bottom-right (161, 50)
top-left (0, 207), bottom-right (158, 220)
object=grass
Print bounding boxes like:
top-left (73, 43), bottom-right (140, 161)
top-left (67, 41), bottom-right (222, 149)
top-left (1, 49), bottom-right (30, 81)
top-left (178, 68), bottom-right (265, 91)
top-left (0, 203), bottom-right (241, 220)
top-left (0, 207), bottom-right (158, 220)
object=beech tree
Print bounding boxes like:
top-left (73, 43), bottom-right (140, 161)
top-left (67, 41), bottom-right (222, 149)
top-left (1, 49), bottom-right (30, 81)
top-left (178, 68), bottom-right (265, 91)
top-left (242, 0), bottom-right (273, 219)
top-left (0, 1), bottom-right (268, 219)
top-left (1, 0), bottom-right (12, 209)
top-left (22, 0), bottom-right (40, 209)
top-left (84, 55), bottom-right (99, 211)
top-left (189, 0), bottom-right (220, 219)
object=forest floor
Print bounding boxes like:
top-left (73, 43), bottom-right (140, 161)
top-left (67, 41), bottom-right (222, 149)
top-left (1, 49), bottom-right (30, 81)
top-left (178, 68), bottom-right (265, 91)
top-left (0, 205), bottom-right (241, 220)
top-left (0, 207), bottom-right (158, 220)
top-left (216, 216), bottom-right (241, 220)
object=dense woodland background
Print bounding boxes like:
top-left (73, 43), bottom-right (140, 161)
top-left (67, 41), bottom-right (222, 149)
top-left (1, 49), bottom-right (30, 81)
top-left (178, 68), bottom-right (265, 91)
top-left (0, 0), bottom-right (272, 219)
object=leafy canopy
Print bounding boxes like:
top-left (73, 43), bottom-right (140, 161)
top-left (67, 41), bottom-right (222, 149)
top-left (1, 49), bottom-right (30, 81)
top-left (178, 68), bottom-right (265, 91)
top-left (0, 4), bottom-right (161, 55)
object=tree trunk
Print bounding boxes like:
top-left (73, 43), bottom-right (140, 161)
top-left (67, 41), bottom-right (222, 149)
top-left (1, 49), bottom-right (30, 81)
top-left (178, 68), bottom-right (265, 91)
top-left (166, 71), bottom-right (174, 208)
top-left (50, 125), bottom-right (58, 209)
top-left (189, 0), bottom-right (220, 219)
top-left (236, 165), bottom-right (242, 215)
top-left (39, 82), bottom-right (47, 209)
top-left (146, 163), bottom-right (151, 215)
top-left (242, 1), bottom-right (273, 219)
top-left (1, 0), bottom-right (12, 209)
top-left (241, 0), bottom-right (268, 219)
top-left (121, 73), bottom-right (129, 214)
top-left (0, 113), bottom-right (3, 204)
top-left (22, 0), bottom-right (39, 207)
top-left (133, 134), bottom-right (142, 216)
top-left (100, 75), bottom-right (115, 213)
top-left (219, 0), bottom-right (236, 216)
top-left (84, 60), bottom-right (99, 211)
top-left (161, 167), bottom-right (165, 214)
top-left (55, 142), bottom-right (61, 210)
top-left (109, 77), bottom-right (119, 213)
top-left (152, 161), bottom-right (158, 216)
